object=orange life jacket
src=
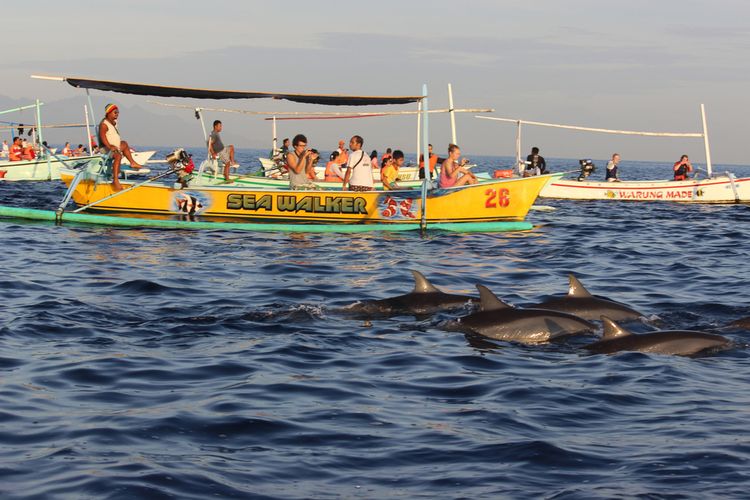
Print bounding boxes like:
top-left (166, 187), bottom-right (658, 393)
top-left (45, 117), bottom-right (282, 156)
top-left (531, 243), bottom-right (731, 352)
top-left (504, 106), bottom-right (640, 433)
top-left (22, 146), bottom-right (35, 160)
top-left (9, 144), bottom-right (22, 161)
top-left (419, 154), bottom-right (439, 173)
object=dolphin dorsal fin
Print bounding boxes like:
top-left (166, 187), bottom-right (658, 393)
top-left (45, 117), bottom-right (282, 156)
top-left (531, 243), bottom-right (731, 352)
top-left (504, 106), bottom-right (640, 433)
top-left (476, 284), bottom-right (512, 311)
top-left (600, 316), bottom-right (633, 340)
top-left (568, 274), bottom-right (593, 298)
top-left (411, 270), bottom-right (441, 293)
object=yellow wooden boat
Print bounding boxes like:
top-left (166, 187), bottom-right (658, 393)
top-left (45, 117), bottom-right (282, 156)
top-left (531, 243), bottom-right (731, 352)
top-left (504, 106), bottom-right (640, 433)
top-left (60, 161), bottom-right (558, 224)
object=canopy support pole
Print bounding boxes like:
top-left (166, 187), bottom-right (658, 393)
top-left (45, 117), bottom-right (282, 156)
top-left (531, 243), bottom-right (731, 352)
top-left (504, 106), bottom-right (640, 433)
top-left (35, 99), bottom-right (53, 180)
top-left (515, 121), bottom-right (522, 175)
top-left (448, 83), bottom-right (457, 145)
top-left (84, 105), bottom-right (92, 153)
top-left (272, 116), bottom-right (278, 156)
top-left (700, 104), bottom-right (713, 178)
top-left (420, 85), bottom-right (430, 232)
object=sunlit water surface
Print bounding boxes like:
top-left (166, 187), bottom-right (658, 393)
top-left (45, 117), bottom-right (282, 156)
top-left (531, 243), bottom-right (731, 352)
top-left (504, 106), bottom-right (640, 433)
top-left (0, 149), bottom-right (749, 498)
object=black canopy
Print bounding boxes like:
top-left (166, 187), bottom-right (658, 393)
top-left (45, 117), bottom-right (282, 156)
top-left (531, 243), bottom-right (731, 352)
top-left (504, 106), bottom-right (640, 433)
top-left (64, 77), bottom-right (422, 106)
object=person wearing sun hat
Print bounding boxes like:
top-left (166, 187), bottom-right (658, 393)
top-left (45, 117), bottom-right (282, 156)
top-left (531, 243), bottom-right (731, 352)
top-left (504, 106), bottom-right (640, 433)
top-left (98, 103), bottom-right (144, 191)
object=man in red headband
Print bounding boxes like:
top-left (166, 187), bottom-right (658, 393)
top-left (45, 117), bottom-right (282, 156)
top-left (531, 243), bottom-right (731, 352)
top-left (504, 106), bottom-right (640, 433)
top-left (99, 103), bottom-right (144, 191)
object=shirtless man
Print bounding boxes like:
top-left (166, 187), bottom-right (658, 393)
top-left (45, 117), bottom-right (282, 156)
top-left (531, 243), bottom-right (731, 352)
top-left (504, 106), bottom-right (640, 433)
top-left (98, 103), bottom-right (144, 191)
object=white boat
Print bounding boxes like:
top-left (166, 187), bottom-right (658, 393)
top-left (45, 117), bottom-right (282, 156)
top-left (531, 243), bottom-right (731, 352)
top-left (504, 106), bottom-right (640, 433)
top-left (477, 104), bottom-right (750, 203)
top-left (539, 174), bottom-right (750, 203)
top-left (0, 150), bottom-right (155, 181)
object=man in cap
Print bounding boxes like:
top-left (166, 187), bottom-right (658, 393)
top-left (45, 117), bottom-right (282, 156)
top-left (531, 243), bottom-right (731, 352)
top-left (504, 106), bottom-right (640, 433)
top-left (99, 103), bottom-right (144, 191)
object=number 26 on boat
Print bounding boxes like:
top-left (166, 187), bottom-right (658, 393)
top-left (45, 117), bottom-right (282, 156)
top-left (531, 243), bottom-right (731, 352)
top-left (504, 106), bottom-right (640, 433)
top-left (484, 187), bottom-right (510, 208)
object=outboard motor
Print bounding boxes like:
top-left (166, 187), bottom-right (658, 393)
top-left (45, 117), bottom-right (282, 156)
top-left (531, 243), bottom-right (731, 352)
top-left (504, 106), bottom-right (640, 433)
top-left (577, 159), bottom-right (596, 182)
top-left (166, 148), bottom-right (195, 188)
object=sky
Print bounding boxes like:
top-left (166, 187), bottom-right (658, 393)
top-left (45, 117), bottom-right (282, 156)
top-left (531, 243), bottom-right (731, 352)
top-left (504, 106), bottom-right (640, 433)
top-left (2, 0), bottom-right (749, 164)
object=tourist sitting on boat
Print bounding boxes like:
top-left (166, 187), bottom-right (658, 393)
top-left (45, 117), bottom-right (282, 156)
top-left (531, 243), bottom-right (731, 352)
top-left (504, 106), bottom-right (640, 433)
top-left (281, 138), bottom-right (290, 156)
top-left (99, 103), bottom-right (144, 191)
top-left (324, 151), bottom-right (345, 182)
top-left (307, 148), bottom-right (320, 180)
top-left (286, 134), bottom-right (318, 189)
top-left (605, 153), bottom-right (621, 182)
top-left (419, 144), bottom-right (444, 180)
top-left (73, 144), bottom-right (87, 156)
top-left (524, 146), bottom-right (547, 176)
top-left (8, 136), bottom-right (22, 161)
top-left (1, 140), bottom-right (8, 158)
top-left (382, 150), bottom-right (405, 190)
top-left (208, 119), bottom-right (237, 182)
top-left (21, 140), bottom-right (36, 160)
top-left (673, 154), bottom-right (693, 181)
top-left (61, 142), bottom-right (72, 156)
top-left (439, 144), bottom-right (478, 188)
top-left (381, 147), bottom-right (393, 164)
top-left (343, 135), bottom-right (374, 191)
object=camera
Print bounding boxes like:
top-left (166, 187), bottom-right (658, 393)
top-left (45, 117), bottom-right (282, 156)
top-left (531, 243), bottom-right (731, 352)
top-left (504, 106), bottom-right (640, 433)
top-left (577, 159), bottom-right (596, 181)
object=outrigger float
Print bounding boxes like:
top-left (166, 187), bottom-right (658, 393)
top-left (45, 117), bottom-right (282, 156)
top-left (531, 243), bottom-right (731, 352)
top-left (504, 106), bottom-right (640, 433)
top-left (477, 105), bottom-right (750, 203)
top-left (0, 75), bottom-right (560, 233)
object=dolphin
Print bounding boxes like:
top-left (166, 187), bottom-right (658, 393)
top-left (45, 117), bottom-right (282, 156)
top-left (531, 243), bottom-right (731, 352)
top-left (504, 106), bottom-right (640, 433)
top-left (728, 317), bottom-right (750, 329)
top-left (584, 316), bottom-right (732, 356)
top-left (450, 284), bottom-right (596, 344)
top-left (341, 270), bottom-right (478, 317)
top-left (531, 274), bottom-right (643, 322)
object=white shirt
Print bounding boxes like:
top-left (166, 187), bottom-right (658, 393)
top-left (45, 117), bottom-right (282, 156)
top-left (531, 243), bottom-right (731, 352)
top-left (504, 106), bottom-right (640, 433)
top-left (346, 149), bottom-right (373, 187)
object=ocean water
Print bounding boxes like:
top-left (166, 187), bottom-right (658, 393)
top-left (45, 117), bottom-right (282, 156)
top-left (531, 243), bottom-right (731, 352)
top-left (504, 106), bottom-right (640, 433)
top-left (0, 149), bottom-right (749, 499)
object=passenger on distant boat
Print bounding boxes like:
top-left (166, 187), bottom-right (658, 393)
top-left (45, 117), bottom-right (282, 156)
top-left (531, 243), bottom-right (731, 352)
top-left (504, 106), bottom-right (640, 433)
top-left (1, 140), bottom-right (8, 158)
top-left (286, 134), bottom-right (318, 189)
top-left (324, 151), bottom-right (345, 182)
top-left (605, 153), bottom-right (621, 182)
top-left (281, 138), bottom-right (290, 156)
top-left (439, 144), bottom-right (477, 188)
top-left (61, 142), bottom-right (72, 156)
top-left (8, 137), bottom-right (22, 161)
top-left (21, 140), bottom-right (35, 160)
top-left (673, 154), bottom-right (693, 181)
top-left (335, 139), bottom-right (349, 166)
top-left (419, 143), bottom-right (443, 179)
top-left (343, 135), bottom-right (374, 191)
top-left (208, 119), bottom-right (237, 181)
top-left (370, 150), bottom-right (379, 171)
top-left (73, 144), bottom-right (86, 156)
top-left (524, 146), bottom-right (547, 176)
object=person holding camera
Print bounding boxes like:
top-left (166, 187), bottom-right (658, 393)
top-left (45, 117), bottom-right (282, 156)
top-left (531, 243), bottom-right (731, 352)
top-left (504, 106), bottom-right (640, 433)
top-left (673, 154), bottom-right (693, 181)
top-left (439, 144), bottom-right (477, 188)
top-left (286, 134), bottom-right (318, 189)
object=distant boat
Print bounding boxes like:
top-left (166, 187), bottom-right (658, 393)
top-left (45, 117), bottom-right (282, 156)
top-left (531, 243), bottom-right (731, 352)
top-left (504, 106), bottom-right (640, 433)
top-left (539, 174), bottom-right (750, 203)
top-left (478, 105), bottom-right (750, 203)
top-left (0, 150), bottom-right (155, 181)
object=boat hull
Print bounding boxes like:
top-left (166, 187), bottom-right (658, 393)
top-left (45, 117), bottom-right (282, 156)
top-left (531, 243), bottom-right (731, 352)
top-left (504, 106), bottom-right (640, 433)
top-left (539, 175), bottom-right (750, 203)
top-left (61, 170), bottom-right (558, 224)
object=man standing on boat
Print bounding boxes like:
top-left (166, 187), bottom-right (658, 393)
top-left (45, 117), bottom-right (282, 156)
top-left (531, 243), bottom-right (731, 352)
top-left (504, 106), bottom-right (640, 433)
top-left (99, 103), bottom-right (144, 191)
top-left (286, 134), bottom-right (317, 189)
top-left (605, 153), bottom-right (621, 182)
top-left (208, 120), bottom-right (237, 182)
top-left (418, 144), bottom-right (444, 180)
top-left (342, 135), bottom-right (373, 191)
